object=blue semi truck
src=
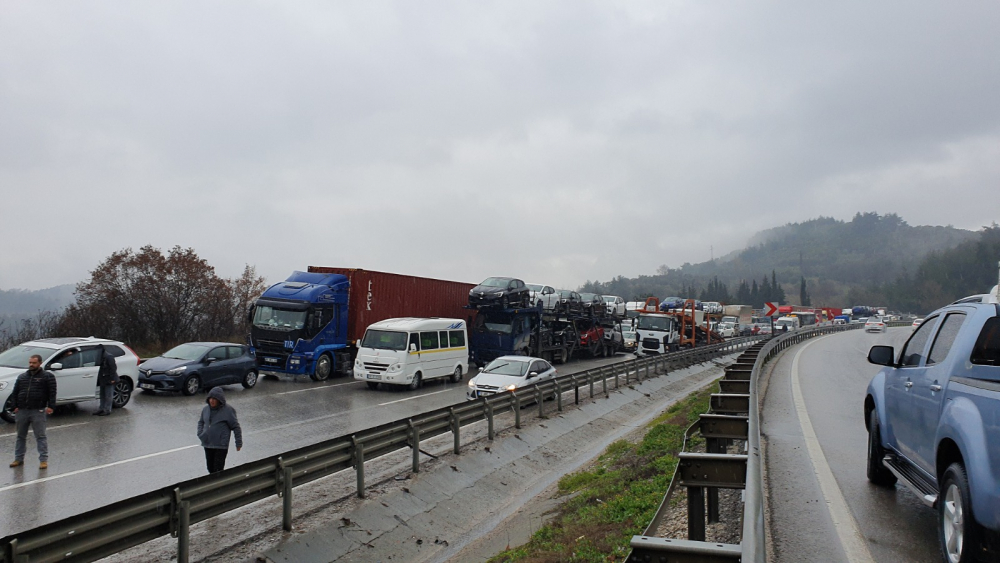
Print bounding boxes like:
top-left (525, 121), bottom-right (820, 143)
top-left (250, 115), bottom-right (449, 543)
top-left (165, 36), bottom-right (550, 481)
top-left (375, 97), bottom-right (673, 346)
top-left (248, 267), bottom-right (474, 380)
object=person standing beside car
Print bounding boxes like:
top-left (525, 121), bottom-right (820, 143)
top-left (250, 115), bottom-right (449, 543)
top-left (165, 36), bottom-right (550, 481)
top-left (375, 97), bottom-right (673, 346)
top-left (196, 388), bottom-right (242, 474)
top-left (94, 348), bottom-right (119, 416)
top-left (9, 355), bottom-right (57, 470)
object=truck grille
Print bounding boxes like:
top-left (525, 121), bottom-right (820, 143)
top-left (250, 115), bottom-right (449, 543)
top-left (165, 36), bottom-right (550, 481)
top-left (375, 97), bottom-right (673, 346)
top-left (364, 362), bottom-right (390, 373)
top-left (642, 338), bottom-right (661, 350)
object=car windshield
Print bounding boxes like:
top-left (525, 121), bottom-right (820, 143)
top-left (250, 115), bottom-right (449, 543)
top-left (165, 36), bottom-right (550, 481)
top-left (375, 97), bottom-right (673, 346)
top-left (162, 343), bottom-right (210, 361)
top-left (482, 359), bottom-right (529, 376)
top-left (479, 278), bottom-right (509, 288)
top-left (637, 315), bottom-right (673, 331)
top-left (526, 284), bottom-right (543, 292)
top-left (603, 296), bottom-right (616, 303)
top-left (0, 345), bottom-right (58, 369)
top-left (559, 290), bottom-right (575, 298)
top-left (253, 306), bottom-right (307, 331)
top-left (580, 293), bottom-right (595, 300)
top-left (361, 330), bottom-right (408, 351)
top-left (623, 330), bottom-right (636, 337)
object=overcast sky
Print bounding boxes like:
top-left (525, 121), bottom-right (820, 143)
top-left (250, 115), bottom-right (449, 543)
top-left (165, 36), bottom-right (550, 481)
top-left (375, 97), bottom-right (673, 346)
top-left (2, 2), bottom-right (998, 291)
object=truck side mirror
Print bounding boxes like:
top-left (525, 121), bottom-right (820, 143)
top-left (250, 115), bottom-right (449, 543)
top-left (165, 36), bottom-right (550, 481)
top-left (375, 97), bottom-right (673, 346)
top-left (867, 345), bottom-right (896, 367)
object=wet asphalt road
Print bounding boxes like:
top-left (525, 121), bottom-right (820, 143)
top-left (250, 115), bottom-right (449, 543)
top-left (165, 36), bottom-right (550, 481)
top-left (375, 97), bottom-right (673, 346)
top-left (0, 352), bottom-right (637, 537)
top-left (763, 327), bottom-right (940, 563)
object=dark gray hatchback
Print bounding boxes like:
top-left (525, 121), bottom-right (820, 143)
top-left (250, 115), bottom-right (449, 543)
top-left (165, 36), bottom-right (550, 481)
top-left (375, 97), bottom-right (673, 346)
top-left (138, 342), bottom-right (257, 395)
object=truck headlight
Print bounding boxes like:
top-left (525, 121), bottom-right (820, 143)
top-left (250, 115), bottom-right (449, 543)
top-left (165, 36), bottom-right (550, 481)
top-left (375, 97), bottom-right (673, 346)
top-left (355, 359), bottom-right (361, 367)
top-left (389, 364), bottom-right (401, 372)
top-left (166, 366), bottom-right (187, 375)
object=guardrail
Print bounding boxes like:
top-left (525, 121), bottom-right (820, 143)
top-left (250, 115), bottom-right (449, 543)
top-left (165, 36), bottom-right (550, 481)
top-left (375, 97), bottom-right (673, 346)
top-left (1, 337), bottom-right (761, 563)
top-left (628, 321), bottom-right (887, 562)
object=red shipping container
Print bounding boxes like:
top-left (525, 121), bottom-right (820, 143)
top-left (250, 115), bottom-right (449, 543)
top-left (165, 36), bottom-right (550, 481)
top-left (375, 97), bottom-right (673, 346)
top-left (307, 267), bottom-right (477, 343)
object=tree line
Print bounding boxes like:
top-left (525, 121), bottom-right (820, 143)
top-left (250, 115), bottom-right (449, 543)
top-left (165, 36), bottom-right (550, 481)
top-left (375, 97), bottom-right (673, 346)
top-left (0, 246), bottom-right (267, 353)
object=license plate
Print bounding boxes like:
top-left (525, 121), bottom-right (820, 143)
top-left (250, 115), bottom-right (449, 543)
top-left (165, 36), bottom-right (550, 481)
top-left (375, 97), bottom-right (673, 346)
top-left (477, 391), bottom-right (494, 397)
top-left (139, 383), bottom-right (155, 390)
top-left (366, 374), bottom-right (380, 380)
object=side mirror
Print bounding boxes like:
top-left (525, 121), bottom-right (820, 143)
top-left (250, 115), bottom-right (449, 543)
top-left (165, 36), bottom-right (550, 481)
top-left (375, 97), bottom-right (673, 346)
top-left (50, 363), bottom-right (63, 371)
top-left (205, 357), bottom-right (218, 364)
top-left (527, 371), bottom-right (538, 378)
top-left (478, 367), bottom-right (484, 372)
top-left (410, 343), bottom-right (418, 352)
top-left (867, 345), bottom-right (896, 367)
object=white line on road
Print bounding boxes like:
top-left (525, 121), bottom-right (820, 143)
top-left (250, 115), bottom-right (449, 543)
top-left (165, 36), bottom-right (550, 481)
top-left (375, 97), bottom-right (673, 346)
top-left (0, 445), bottom-right (198, 493)
top-left (0, 421), bottom-right (90, 439)
top-left (275, 380), bottom-right (363, 395)
top-left (791, 337), bottom-right (875, 563)
top-left (378, 389), bottom-right (452, 406)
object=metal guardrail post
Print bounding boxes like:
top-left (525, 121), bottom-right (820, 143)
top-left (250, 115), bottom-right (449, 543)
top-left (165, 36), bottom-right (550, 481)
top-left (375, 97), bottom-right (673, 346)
top-left (450, 408), bottom-right (460, 455)
top-left (485, 402), bottom-right (495, 439)
top-left (536, 388), bottom-right (544, 418)
top-left (354, 439), bottom-right (366, 498)
top-left (555, 380), bottom-right (563, 411)
top-left (177, 500), bottom-right (191, 563)
top-left (688, 486), bottom-right (705, 542)
top-left (707, 438), bottom-right (721, 523)
top-left (410, 420), bottom-right (422, 471)
top-left (615, 365), bottom-right (620, 389)
top-left (572, 376), bottom-right (579, 404)
top-left (603, 367), bottom-right (608, 397)
top-left (283, 466), bottom-right (293, 531)
top-left (645, 360), bottom-right (651, 379)
top-left (513, 394), bottom-right (521, 428)
top-left (589, 370), bottom-right (595, 398)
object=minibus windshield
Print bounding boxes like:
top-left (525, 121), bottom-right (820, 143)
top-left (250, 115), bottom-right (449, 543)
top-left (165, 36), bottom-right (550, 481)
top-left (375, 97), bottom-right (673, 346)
top-left (361, 330), bottom-right (409, 351)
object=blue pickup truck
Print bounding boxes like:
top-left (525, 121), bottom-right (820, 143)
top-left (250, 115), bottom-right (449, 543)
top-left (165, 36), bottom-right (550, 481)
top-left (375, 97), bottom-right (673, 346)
top-left (865, 285), bottom-right (1000, 562)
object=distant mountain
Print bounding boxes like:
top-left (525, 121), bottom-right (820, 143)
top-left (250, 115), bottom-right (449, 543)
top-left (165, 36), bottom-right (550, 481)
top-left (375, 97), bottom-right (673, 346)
top-left (582, 213), bottom-right (978, 306)
top-left (0, 284), bottom-right (76, 320)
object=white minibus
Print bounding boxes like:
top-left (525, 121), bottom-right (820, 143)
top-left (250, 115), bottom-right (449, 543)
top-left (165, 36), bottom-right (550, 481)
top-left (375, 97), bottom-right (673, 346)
top-left (354, 318), bottom-right (468, 390)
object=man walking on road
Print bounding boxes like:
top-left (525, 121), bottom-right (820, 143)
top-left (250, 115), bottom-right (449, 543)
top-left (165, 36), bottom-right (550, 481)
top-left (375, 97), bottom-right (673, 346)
top-left (94, 347), bottom-right (119, 416)
top-left (9, 354), bottom-right (57, 470)
top-left (196, 388), bottom-right (242, 474)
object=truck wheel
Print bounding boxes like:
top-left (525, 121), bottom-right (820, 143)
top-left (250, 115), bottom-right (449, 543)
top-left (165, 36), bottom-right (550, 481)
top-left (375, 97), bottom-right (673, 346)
top-left (408, 372), bottom-right (422, 391)
top-left (449, 366), bottom-right (463, 383)
top-left (866, 410), bottom-right (897, 487)
top-left (939, 463), bottom-right (983, 563)
top-left (312, 354), bottom-right (332, 381)
top-left (1, 396), bottom-right (14, 423)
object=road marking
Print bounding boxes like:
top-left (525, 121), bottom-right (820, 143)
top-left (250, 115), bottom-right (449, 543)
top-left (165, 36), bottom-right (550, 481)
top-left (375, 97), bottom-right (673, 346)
top-left (378, 389), bottom-right (452, 406)
top-left (0, 445), bottom-right (199, 493)
top-left (0, 421), bottom-right (90, 439)
top-left (791, 337), bottom-right (876, 563)
top-left (275, 380), bottom-right (363, 395)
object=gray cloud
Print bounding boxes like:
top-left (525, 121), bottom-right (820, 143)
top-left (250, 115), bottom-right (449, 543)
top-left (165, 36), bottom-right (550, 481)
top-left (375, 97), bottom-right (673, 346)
top-left (2, 1), bottom-right (998, 291)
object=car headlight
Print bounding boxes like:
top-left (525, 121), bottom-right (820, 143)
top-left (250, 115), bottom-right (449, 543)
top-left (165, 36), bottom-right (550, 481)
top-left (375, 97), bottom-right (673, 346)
top-left (166, 366), bottom-right (187, 375)
top-left (468, 379), bottom-right (476, 388)
top-left (506, 384), bottom-right (517, 391)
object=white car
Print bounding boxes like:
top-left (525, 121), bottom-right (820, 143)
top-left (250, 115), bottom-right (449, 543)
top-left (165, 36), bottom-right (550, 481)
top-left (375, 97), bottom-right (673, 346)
top-left (865, 317), bottom-right (887, 333)
top-left (911, 318), bottom-right (924, 331)
top-left (703, 301), bottom-right (723, 314)
top-left (0, 337), bottom-right (139, 422)
top-left (602, 295), bottom-right (626, 317)
top-left (467, 355), bottom-right (556, 400)
top-left (526, 283), bottom-right (561, 311)
top-left (716, 322), bottom-right (736, 338)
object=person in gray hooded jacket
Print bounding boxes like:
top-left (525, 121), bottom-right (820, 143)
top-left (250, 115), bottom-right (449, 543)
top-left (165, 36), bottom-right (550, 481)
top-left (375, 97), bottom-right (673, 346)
top-left (196, 387), bottom-right (242, 473)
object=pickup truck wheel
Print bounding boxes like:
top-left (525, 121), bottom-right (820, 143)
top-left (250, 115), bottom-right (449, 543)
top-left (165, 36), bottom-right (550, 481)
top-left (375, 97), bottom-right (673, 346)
top-left (408, 372), bottom-right (422, 391)
top-left (939, 463), bottom-right (983, 563)
top-left (312, 354), bottom-right (332, 381)
top-left (866, 410), bottom-right (897, 486)
top-left (1, 396), bottom-right (15, 423)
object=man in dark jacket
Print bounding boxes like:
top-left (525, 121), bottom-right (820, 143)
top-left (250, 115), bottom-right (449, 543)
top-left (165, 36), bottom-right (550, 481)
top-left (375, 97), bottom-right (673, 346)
top-left (94, 348), bottom-right (119, 416)
top-left (196, 387), bottom-right (242, 474)
top-left (9, 354), bottom-right (57, 469)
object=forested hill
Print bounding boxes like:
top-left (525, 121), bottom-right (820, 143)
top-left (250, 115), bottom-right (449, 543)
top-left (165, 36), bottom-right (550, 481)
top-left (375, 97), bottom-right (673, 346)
top-left (582, 213), bottom-right (978, 306)
top-left (0, 284), bottom-right (76, 319)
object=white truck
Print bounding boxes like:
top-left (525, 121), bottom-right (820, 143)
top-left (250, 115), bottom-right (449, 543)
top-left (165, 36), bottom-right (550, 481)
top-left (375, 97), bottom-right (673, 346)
top-left (722, 305), bottom-right (753, 335)
top-left (634, 311), bottom-right (680, 355)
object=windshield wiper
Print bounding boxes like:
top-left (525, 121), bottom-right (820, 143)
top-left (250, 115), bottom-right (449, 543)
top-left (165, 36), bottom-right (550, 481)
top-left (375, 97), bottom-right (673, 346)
top-left (485, 362), bottom-right (510, 373)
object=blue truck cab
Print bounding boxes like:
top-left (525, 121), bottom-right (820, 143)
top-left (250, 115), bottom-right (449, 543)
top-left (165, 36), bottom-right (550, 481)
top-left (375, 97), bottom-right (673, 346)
top-left (865, 284), bottom-right (1000, 562)
top-left (249, 271), bottom-right (351, 380)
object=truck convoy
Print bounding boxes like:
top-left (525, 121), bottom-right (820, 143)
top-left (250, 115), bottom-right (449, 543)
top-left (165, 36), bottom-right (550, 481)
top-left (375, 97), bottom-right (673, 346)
top-left (249, 268), bottom-right (474, 380)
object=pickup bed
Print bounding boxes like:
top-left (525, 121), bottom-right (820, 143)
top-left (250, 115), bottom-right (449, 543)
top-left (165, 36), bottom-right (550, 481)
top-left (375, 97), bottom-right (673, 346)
top-left (865, 291), bottom-right (1000, 562)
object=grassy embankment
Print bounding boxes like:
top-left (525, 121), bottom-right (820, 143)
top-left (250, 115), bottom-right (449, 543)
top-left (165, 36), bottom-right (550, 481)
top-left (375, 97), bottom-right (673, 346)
top-left (488, 381), bottom-right (719, 563)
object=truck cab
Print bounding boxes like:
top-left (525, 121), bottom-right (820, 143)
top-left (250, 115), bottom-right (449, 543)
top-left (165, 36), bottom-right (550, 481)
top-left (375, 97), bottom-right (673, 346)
top-left (634, 312), bottom-right (679, 355)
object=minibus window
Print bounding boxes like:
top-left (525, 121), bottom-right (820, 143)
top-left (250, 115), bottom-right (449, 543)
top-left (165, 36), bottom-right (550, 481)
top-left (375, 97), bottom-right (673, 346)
top-left (420, 332), bottom-right (439, 350)
top-left (450, 330), bottom-right (465, 347)
top-left (409, 333), bottom-right (419, 351)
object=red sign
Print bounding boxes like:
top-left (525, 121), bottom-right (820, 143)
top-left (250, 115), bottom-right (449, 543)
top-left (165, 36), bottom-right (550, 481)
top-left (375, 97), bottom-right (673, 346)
top-left (764, 302), bottom-right (778, 316)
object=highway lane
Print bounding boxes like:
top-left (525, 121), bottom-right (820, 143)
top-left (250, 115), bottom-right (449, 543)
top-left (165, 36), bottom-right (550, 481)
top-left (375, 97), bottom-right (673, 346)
top-left (0, 352), bottom-right (638, 536)
top-left (762, 328), bottom-right (940, 562)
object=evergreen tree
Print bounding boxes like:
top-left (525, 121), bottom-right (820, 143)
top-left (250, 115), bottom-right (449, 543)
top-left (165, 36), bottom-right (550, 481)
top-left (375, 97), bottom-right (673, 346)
top-left (750, 279), bottom-right (760, 307)
top-left (772, 270), bottom-right (787, 303)
top-left (800, 276), bottom-right (811, 306)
